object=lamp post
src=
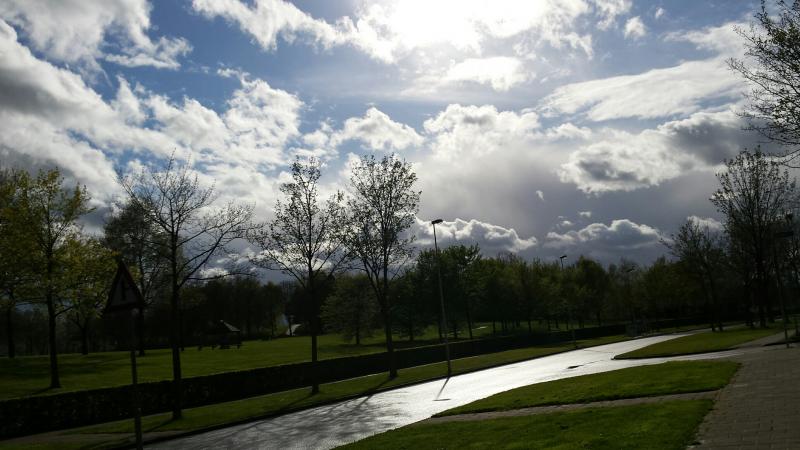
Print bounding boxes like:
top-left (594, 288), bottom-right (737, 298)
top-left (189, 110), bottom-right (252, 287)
top-left (559, 255), bottom-right (576, 349)
top-left (773, 213), bottom-right (794, 349)
top-left (432, 219), bottom-right (451, 377)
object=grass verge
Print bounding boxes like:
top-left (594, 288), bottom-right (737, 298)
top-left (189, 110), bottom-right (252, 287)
top-left (615, 327), bottom-right (780, 359)
top-left (0, 335), bottom-right (628, 450)
top-left (339, 400), bottom-right (713, 450)
top-left (437, 360), bottom-right (738, 416)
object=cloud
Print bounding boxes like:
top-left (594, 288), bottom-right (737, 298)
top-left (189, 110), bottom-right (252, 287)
top-left (445, 57), bottom-right (531, 91)
top-left (593, 0), bottom-right (632, 30)
top-left (191, 0), bottom-right (344, 52)
top-left (623, 16), bottom-right (646, 40)
top-left (332, 107), bottom-right (423, 152)
top-left (579, 211), bottom-right (592, 218)
top-left (545, 219), bottom-right (663, 250)
top-left (0, 0), bottom-right (190, 70)
top-left (192, 0), bottom-right (634, 66)
top-left (654, 7), bottom-right (665, 20)
top-left (540, 58), bottom-right (743, 121)
top-left (536, 190), bottom-right (545, 201)
top-left (687, 215), bottom-right (723, 232)
top-left (558, 108), bottom-right (758, 193)
top-left (414, 217), bottom-right (538, 255)
top-left (423, 104), bottom-right (541, 160)
top-left (0, 20), bottom-right (300, 212)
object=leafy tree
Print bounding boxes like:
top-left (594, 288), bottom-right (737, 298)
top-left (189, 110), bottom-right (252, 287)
top-left (120, 157), bottom-right (254, 419)
top-left (9, 169), bottom-right (92, 387)
top-left (248, 158), bottom-right (349, 393)
top-left (665, 220), bottom-right (727, 331)
top-left (573, 256), bottom-right (610, 326)
top-left (321, 274), bottom-right (378, 344)
top-left (345, 154), bottom-right (420, 378)
top-left (710, 149), bottom-right (795, 327)
top-left (730, 1), bottom-right (800, 165)
top-left (62, 237), bottom-right (116, 355)
top-left (0, 169), bottom-right (31, 358)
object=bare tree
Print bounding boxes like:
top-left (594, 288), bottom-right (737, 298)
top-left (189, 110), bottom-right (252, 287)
top-left (711, 149), bottom-right (795, 327)
top-left (345, 154), bottom-right (419, 378)
top-left (120, 157), bottom-right (254, 419)
top-left (729, 0), bottom-right (800, 165)
top-left (248, 158), bottom-right (349, 394)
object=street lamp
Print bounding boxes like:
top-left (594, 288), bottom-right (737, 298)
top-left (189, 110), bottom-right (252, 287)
top-left (432, 219), bottom-right (451, 377)
top-left (559, 255), bottom-right (576, 348)
top-left (773, 215), bottom-right (794, 349)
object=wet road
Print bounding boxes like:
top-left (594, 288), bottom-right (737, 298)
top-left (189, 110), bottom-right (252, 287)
top-left (152, 333), bottom-right (742, 450)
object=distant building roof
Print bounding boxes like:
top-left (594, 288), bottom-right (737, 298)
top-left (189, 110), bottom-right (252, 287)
top-left (209, 320), bottom-right (240, 334)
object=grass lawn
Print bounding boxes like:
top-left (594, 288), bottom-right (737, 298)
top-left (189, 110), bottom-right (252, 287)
top-left (437, 360), bottom-right (738, 416)
top-left (615, 327), bottom-right (780, 359)
top-left (339, 400), bottom-right (713, 450)
top-left (71, 335), bottom-right (628, 434)
top-left (0, 323), bottom-right (535, 400)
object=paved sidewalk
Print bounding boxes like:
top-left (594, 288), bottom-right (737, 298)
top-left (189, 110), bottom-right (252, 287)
top-left (691, 343), bottom-right (800, 449)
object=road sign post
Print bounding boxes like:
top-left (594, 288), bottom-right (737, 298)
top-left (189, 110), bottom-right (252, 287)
top-left (105, 261), bottom-right (145, 450)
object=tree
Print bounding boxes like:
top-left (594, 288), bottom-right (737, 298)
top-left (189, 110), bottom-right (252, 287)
top-left (711, 149), bottom-right (795, 327)
top-left (120, 157), bottom-right (254, 419)
top-left (665, 220), bottom-right (727, 331)
top-left (62, 237), bottom-right (116, 355)
top-left (10, 169), bottom-right (92, 387)
top-left (345, 154), bottom-right (420, 378)
top-left (248, 158), bottom-right (348, 393)
top-left (103, 200), bottom-right (168, 355)
top-left (0, 169), bottom-right (30, 359)
top-left (573, 256), bottom-right (610, 327)
top-left (321, 274), bottom-right (378, 344)
top-left (730, 1), bottom-right (800, 166)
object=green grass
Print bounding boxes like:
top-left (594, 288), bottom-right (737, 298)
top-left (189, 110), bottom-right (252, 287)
top-left (69, 335), bottom-right (627, 435)
top-left (339, 400), bottom-right (713, 450)
top-left (437, 360), bottom-right (738, 417)
top-left (0, 323), bottom-right (531, 400)
top-left (615, 327), bottom-right (780, 359)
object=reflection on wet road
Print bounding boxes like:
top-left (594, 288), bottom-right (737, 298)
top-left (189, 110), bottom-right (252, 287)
top-left (152, 333), bottom-right (740, 450)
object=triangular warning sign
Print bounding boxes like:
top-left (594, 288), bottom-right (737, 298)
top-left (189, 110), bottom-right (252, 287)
top-left (105, 261), bottom-right (144, 313)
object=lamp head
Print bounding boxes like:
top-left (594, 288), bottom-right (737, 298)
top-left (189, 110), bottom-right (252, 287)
top-left (432, 219), bottom-right (444, 225)
top-left (560, 254), bottom-right (567, 260)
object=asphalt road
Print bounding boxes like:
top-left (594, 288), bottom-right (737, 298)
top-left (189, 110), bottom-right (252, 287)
top-left (151, 333), bottom-right (741, 450)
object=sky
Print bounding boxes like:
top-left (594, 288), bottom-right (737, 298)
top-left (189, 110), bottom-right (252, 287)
top-left (0, 0), bottom-right (771, 268)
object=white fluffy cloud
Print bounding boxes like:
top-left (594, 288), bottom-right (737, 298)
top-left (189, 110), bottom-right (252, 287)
top-left (558, 108), bottom-right (756, 193)
top-left (545, 219), bottom-right (662, 250)
top-left (0, 0), bottom-right (190, 70)
top-left (0, 19), bottom-right (300, 210)
top-left (413, 217), bottom-right (538, 255)
top-left (423, 104), bottom-right (542, 160)
top-left (191, 0), bottom-right (343, 51)
top-left (623, 16), bottom-right (646, 40)
top-left (332, 107), bottom-right (423, 152)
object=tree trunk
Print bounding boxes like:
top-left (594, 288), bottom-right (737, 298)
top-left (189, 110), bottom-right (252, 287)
top-left (137, 307), bottom-right (146, 356)
top-left (80, 322), bottom-right (89, 355)
top-left (6, 304), bottom-right (14, 359)
top-left (46, 293), bottom-right (60, 388)
top-left (382, 308), bottom-right (396, 378)
top-left (169, 240), bottom-right (183, 420)
top-left (465, 303), bottom-right (474, 340)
